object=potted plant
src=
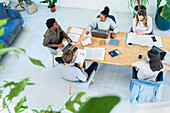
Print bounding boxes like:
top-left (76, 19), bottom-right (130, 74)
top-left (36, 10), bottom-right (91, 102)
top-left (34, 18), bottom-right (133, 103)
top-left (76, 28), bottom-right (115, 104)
top-left (129, 0), bottom-right (149, 16)
top-left (40, 0), bottom-right (57, 12)
top-left (155, 0), bottom-right (170, 30)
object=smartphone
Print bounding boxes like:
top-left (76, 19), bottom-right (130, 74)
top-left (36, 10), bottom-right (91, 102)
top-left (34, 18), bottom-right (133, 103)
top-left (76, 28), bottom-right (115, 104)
top-left (72, 47), bottom-right (78, 53)
top-left (151, 36), bottom-right (157, 42)
top-left (138, 55), bottom-right (142, 59)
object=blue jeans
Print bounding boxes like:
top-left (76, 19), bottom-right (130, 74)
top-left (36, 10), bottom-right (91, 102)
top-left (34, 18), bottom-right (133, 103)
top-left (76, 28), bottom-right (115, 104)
top-left (85, 62), bottom-right (98, 76)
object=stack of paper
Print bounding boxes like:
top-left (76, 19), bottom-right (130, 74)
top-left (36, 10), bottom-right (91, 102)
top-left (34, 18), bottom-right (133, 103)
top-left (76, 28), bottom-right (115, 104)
top-left (75, 49), bottom-right (87, 65)
top-left (68, 28), bottom-right (84, 42)
top-left (126, 33), bottom-right (163, 47)
top-left (84, 47), bottom-right (106, 61)
top-left (81, 37), bottom-right (93, 46)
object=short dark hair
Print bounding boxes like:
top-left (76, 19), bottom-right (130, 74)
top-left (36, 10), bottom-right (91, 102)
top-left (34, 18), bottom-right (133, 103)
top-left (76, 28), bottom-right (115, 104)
top-left (46, 18), bottom-right (56, 29)
top-left (100, 6), bottom-right (110, 18)
top-left (62, 50), bottom-right (74, 63)
top-left (148, 49), bottom-right (163, 72)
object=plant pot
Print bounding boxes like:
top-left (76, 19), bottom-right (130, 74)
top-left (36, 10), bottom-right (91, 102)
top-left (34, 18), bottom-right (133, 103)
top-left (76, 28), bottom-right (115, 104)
top-left (133, 5), bottom-right (146, 17)
top-left (155, 6), bottom-right (170, 31)
top-left (50, 6), bottom-right (56, 12)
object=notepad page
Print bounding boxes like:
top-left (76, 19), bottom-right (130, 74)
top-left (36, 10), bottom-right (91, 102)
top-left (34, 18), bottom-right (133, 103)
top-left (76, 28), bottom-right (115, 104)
top-left (84, 47), bottom-right (94, 59)
top-left (92, 48), bottom-right (105, 60)
top-left (70, 27), bottom-right (84, 35)
top-left (75, 49), bottom-right (87, 65)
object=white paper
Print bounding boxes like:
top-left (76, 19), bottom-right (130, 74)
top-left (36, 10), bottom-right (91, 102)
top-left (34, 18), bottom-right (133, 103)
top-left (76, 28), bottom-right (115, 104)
top-left (75, 49), bottom-right (87, 65)
top-left (126, 33), bottom-right (163, 47)
top-left (164, 52), bottom-right (170, 65)
top-left (81, 37), bottom-right (93, 46)
top-left (69, 28), bottom-right (84, 35)
top-left (84, 47), bottom-right (106, 61)
top-left (68, 33), bottom-right (80, 42)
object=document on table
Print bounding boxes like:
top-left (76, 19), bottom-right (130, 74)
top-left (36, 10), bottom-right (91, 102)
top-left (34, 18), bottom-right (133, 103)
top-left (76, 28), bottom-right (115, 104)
top-left (163, 52), bottom-right (170, 65)
top-left (81, 37), bottom-right (93, 46)
top-left (84, 47), bottom-right (106, 61)
top-left (126, 33), bottom-right (163, 47)
top-left (68, 27), bottom-right (84, 42)
top-left (75, 49), bottom-right (87, 65)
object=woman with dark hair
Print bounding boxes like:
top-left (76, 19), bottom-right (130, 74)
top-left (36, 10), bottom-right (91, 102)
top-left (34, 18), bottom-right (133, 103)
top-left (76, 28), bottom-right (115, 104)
top-left (132, 9), bottom-right (152, 35)
top-left (86, 6), bottom-right (118, 38)
top-left (131, 49), bottom-right (170, 82)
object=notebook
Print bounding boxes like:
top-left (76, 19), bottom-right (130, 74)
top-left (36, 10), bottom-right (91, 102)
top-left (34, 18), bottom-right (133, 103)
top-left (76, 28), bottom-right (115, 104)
top-left (81, 37), bottom-right (93, 46)
top-left (109, 39), bottom-right (119, 46)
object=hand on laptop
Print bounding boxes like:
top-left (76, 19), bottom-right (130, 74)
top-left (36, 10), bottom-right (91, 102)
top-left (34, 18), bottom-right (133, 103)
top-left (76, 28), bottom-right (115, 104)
top-left (111, 33), bottom-right (116, 38)
top-left (86, 31), bottom-right (89, 35)
top-left (136, 32), bottom-right (144, 35)
top-left (78, 63), bottom-right (83, 68)
top-left (67, 38), bottom-right (72, 43)
top-left (57, 43), bottom-right (64, 49)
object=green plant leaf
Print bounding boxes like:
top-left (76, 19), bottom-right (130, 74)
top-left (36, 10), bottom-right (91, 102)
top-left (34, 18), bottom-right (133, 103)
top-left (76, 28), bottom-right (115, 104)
top-left (0, 47), bottom-right (22, 56)
top-left (7, 78), bottom-right (30, 101)
top-left (157, 0), bottom-right (162, 8)
top-left (167, 0), bottom-right (170, 7)
top-left (47, 105), bottom-right (53, 111)
top-left (27, 83), bottom-right (35, 85)
top-left (0, 19), bottom-right (7, 27)
top-left (0, 43), bottom-right (3, 49)
top-left (3, 82), bottom-right (16, 88)
top-left (65, 92), bottom-right (86, 112)
top-left (14, 96), bottom-right (27, 112)
top-left (0, 28), bottom-right (4, 36)
top-left (162, 4), bottom-right (170, 21)
top-left (19, 0), bottom-right (23, 3)
top-left (0, 66), bottom-right (7, 70)
top-left (77, 95), bottom-right (120, 113)
top-left (28, 57), bottom-right (45, 68)
top-left (32, 109), bottom-right (39, 113)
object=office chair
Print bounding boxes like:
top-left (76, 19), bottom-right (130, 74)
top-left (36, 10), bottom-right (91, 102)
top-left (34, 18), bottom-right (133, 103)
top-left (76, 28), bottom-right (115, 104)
top-left (129, 67), bottom-right (164, 103)
top-left (62, 70), bottom-right (96, 99)
top-left (48, 47), bottom-right (58, 67)
top-left (129, 27), bottom-right (154, 35)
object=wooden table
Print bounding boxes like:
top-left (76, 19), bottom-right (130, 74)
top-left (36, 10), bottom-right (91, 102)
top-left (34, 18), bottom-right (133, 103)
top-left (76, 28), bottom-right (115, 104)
top-left (58, 27), bottom-right (170, 77)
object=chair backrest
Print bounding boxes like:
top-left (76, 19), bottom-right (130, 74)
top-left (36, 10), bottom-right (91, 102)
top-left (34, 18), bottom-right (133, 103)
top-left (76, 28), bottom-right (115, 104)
top-left (130, 67), bottom-right (164, 103)
top-left (97, 15), bottom-right (116, 23)
top-left (48, 47), bottom-right (58, 55)
top-left (62, 70), bottom-right (96, 89)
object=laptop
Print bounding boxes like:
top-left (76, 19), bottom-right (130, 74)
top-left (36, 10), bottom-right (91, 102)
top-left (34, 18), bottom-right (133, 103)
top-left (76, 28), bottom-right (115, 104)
top-left (91, 29), bottom-right (109, 39)
top-left (62, 43), bottom-right (75, 52)
top-left (151, 45), bottom-right (166, 61)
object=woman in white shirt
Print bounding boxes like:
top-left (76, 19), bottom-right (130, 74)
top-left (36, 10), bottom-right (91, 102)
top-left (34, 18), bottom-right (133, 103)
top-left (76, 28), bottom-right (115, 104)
top-left (86, 6), bottom-right (118, 38)
top-left (132, 9), bottom-right (152, 35)
top-left (131, 49), bottom-right (170, 82)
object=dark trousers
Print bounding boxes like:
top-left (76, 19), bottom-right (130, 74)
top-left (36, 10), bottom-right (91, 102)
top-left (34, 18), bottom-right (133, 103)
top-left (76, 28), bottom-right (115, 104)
top-left (85, 62), bottom-right (98, 76)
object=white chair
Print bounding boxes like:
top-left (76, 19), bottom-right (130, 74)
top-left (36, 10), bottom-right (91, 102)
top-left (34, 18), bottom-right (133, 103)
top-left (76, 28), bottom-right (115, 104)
top-left (62, 70), bottom-right (96, 99)
top-left (48, 47), bottom-right (58, 67)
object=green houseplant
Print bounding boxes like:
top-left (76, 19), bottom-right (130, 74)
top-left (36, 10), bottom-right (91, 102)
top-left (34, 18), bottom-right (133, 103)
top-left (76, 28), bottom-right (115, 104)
top-left (129, 0), bottom-right (149, 16)
top-left (19, 0), bottom-right (32, 5)
top-left (40, 0), bottom-right (57, 12)
top-left (155, 0), bottom-right (170, 30)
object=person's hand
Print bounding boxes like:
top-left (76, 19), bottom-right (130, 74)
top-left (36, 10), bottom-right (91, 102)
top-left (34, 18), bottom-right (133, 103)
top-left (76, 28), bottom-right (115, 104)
top-left (111, 33), bottom-right (116, 38)
top-left (67, 38), bottom-right (72, 43)
top-left (86, 31), bottom-right (89, 35)
top-left (57, 43), bottom-right (64, 49)
top-left (78, 63), bottom-right (83, 68)
top-left (136, 32), bottom-right (144, 35)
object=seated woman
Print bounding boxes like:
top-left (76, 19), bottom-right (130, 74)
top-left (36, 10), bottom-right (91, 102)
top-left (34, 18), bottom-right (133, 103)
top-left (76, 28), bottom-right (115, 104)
top-left (132, 9), bottom-right (152, 35)
top-left (86, 6), bottom-right (118, 38)
top-left (131, 49), bottom-right (170, 82)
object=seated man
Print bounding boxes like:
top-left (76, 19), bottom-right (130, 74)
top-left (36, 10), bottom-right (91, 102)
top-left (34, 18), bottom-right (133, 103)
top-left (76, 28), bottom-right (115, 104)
top-left (58, 50), bottom-right (98, 82)
top-left (43, 18), bottom-right (72, 50)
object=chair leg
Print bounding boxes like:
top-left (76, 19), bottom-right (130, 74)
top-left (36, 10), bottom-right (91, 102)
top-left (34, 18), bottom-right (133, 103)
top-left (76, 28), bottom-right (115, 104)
top-left (84, 90), bottom-right (86, 99)
top-left (52, 55), bottom-right (54, 67)
top-left (92, 79), bottom-right (95, 85)
top-left (69, 85), bottom-right (71, 95)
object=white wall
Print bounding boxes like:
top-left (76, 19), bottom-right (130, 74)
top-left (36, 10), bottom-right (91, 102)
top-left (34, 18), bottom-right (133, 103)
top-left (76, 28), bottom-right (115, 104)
top-left (11, 0), bottom-right (158, 14)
